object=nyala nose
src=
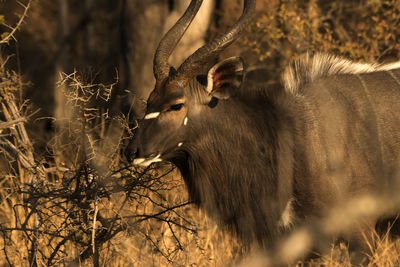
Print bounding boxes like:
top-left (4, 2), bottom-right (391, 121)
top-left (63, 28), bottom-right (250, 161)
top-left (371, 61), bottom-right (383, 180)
top-left (125, 146), bottom-right (138, 163)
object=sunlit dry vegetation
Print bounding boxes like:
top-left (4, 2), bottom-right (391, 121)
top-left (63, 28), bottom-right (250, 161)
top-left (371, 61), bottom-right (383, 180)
top-left (0, 0), bottom-right (400, 266)
top-left (0, 60), bottom-right (243, 266)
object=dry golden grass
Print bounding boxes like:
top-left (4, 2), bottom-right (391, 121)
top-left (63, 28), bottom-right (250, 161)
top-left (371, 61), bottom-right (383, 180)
top-left (98, 170), bottom-right (243, 267)
top-left (80, 173), bottom-right (400, 267)
top-left (2, 171), bottom-right (400, 267)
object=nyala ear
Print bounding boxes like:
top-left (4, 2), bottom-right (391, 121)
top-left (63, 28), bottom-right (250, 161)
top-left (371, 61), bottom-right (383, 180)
top-left (205, 57), bottom-right (244, 99)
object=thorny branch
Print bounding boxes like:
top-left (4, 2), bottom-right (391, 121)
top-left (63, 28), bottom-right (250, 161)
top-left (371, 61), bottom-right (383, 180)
top-left (0, 0), bottom-right (31, 45)
top-left (0, 68), bottom-right (195, 266)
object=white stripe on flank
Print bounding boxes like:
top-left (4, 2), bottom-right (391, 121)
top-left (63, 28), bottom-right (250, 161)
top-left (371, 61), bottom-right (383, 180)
top-left (279, 198), bottom-right (295, 229)
top-left (144, 112), bottom-right (160, 120)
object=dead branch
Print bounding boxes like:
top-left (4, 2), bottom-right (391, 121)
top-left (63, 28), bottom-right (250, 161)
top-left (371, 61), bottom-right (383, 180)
top-left (0, 0), bottom-right (32, 45)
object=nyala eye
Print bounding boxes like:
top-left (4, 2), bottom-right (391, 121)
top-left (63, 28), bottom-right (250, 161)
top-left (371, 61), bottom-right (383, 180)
top-left (167, 103), bottom-right (184, 111)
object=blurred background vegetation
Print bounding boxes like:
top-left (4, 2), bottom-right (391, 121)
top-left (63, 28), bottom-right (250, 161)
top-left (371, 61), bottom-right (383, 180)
top-left (0, 0), bottom-right (400, 266)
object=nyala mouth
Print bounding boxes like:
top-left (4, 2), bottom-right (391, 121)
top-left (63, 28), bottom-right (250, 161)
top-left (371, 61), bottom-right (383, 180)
top-left (133, 153), bottom-right (163, 167)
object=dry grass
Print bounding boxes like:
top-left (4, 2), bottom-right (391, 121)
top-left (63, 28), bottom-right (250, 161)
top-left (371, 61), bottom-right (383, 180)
top-left (98, 171), bottom-right (243, 267)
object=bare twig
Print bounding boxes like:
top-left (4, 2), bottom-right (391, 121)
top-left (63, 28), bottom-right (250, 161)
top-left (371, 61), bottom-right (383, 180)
top-left (92, 197), bottom-right (98, 255)
top-left (0, 117), bottom-right (26, 129)
top-left (0, 1), bottom-right (31, 45)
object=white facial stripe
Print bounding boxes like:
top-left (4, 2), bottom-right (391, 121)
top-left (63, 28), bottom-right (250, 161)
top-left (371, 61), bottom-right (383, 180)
top-left (183, 117), bottom-right (188, 126)
top-left (144, 112), bottom-right (160, 120)
top-left (133, 154), bottom-right (162, 167)
top-left (178, 142), bottom-right (183, 147)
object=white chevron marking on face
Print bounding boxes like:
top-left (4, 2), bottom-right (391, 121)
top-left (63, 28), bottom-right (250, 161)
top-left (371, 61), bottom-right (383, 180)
top-left (183, 117), bottom-right (188, 126)
top-left (144, 112), bottom-right (160, 120)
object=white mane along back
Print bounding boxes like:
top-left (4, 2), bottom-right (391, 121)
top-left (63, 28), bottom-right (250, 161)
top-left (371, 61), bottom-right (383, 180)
top-left (283, 53), bottom-right (400, 94)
